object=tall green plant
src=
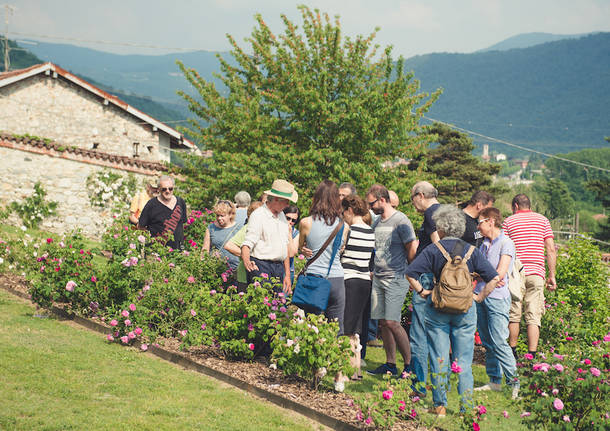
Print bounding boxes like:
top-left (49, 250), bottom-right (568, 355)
top-left (10, 182), bottom-right (58, 228)
top-left (176, 5), bottom-right (440, 211)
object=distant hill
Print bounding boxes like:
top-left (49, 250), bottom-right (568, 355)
top-left (478, 32), bottom-right (591, 52)
top-left (405, 32), bottom-right (610, 156)
top-left (1, 37), bottom-right (184, 124)
top-left (14, 32), bottom-right (610, 156)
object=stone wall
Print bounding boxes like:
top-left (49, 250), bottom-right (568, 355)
top-left (0, 146), bottom-right (154, 238)
top-left (0, 73), bottom-right (171, 162)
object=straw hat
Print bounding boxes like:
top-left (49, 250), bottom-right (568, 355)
top-left (265, 179), bottom-right (298, 203)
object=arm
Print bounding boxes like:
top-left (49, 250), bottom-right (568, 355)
top-left (298, 218), bottom-right (312, 256)
top-left (496, 254), bottom-right (512, 282)
top-left (224, 240), bottom-right (241, 257)
top-left (202, 227), bottom-right (211, 252)
top-left (287, 229), bottom-right (298, 258)
top-left (474, 275), bottom-right (501, 302)
top-left (282, 257), bottom-right (292, 293)
top-left (545, 237), bottom-right (557, 290)
top-left (129, 212), bottom-right (139, 224)
top-left (406, 274), bottom-right (432, 298)
top-left (430, 231), bottom-right (440, 244)
top-left (405, 240), bottom-right (417, 263)
top-left (241, 245), bottom-right (258, 272)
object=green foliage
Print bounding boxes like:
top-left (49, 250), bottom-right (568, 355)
top-left (270, 311), bottom-right (352, 389)
top-left (410, 123), bottom-right (507, 204)
top-left (10, 182), bottom-right (58, 228)
top-left (518, 350), bottom-right (609, 430)
top-left (176, 5), bottom-right (439, 211)
top-left (86, 169), bottom-right (138, 215)
top-left (0, 37), bottom-right (43, 70)
top-left (536, 178), bottom-right (575, 220)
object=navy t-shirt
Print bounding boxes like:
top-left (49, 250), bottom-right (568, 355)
top-left (406, 238), bottom-right (498, 283)
top-left (415, 203), bottom-right (440, 257)
top-left (139, 196), bottom-right (187, 249)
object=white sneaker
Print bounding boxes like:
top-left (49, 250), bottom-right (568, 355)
top-left (474, 382), bottom-right (502, 392)
top-left (511, 385), bottom-right (520, 400)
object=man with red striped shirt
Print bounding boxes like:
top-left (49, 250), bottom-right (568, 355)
top-left (502, 194), bottom-right (557, 358)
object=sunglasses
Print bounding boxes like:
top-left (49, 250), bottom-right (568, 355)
top-left (286, 216), bottom-right (298, 223)
top-left (160, 187), bottom-right (174, 192)
top-left (478, 218), bottom-right (490, 225)
top-left (367, 198), bottom-right (378, 207)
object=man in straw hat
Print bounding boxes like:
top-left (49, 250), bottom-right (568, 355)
top-left (129, 178), bottom-right (158, 225)
top-left (241, 179), bottom-right (298, 293)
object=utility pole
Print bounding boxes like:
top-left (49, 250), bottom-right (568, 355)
top-left (2, 4), bottom-right (15, 72)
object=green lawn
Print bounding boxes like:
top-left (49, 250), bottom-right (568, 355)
top-left (348, 344), bottom-right (527, 430)
top-left (0, 290), bottom-right (321, 431)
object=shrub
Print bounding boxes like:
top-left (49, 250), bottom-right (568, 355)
top-left (10, 182), bottom-right (58, 228)
top-left (518, 345), bottom-right (610, 430)
top-left (270, 311), bottom-right (352, 389)
top-left (183, 209), bottom-right (215, 250)
top-left (86, 169), bottom-right (138, 214)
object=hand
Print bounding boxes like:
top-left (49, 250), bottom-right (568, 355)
top-left (546, 276), bottom-right (557, 291)
top-left (283, 276), bottom-right (292, 294)
top-left (301, 247), bottom-right (313, 258)
top-left (473, 293), bottom-right (483, 303)
top-left (496, 279), bottom-right (506, 288)
top-left (420, 289), bottom-right (432, 298)
top-left (244, 259), bottom-right (259, 272)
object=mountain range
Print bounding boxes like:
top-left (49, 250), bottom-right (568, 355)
top-left (4, 32), bottom-right (609, 156)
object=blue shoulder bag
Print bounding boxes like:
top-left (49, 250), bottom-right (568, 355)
top-left (291, 221), bottom-right (345, 314)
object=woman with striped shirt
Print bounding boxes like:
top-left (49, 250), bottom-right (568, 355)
top-left (341, 195), bottom-right (375, 379)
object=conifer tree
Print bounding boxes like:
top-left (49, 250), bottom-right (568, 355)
top-left (175, 6), bottom-right (440, 210)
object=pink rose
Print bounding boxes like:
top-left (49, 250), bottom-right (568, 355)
top-left (565, 336), bottom-right (573, 341)
top-left (248, 343), bottom-right (255, 351)
top-left (110, 319), bottom-right (118, 327)
top-left (121, 310), bottom-right (129, 318)
top-left (553, 363), bottom-right (564, 373)
top-left (190, 309), bottom-right (197, 316)
top-left (520, 412), bottom-right (531, 417)
top-left (365, 417), bottom-right (372, 425)
top-left (137, 235), bottom-right (146, 244)
top-left (590, 367), bottom-right (601, 377)
top-left (477, 405), bottom-right (487, 415)
top-left (46, 238), bottom-right (53, 243)
top-left (583, 358), bottom-right (591, 365)
top-left (382, 390), bottom-right (393, 400)
top-left (120, 336), bottom-right (129, 344)
top-left (268, 313), bottom-right (277, 321)
top-left (524, 353), bottom-right (534, 360)
top-left (603, 334), bottom-right (610, 342)
top-left (473, 422), bottom-right (480, 431)
top-left (563, 415), bottom-right (570, 422)
top-left (210, 289), bottom-right (217, 296)
top-left (106, 334), bottom-right (114, 342)
top-left (398, 400), bottom-right (405, 411)
top-left (451, 360), bottom-right (462, 373)
top-left (134, 327), bottom-right (143, 335)
top-left (129, 303), bottom-right (136, 312)
top-left (140, 343), bottom-right (148, 351)
top-left (187, 276), bottom-right (195, 283)
top-left (261, 273), bottom-right (269, 279)
top-left (553, 398), bottom-right (564, 411)
top-left (201, 323), bottom-right (206, 330)
top-left (91, 276), bottom-right (97, 283)
top-left (124, 319), bottom-right (131, 326)
top-left (503, 411), bottom-right (509, 418)
top-left (179, 330), bottom-right (187, 337)
top-left (128, 331), bottom-right (136, 340)
top-left (552, 388), bottom-right (559, 395)
top-left (65, 280), bottom-right (76, 292)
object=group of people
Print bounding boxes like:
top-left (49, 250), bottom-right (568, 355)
top-left (130, 175), bottom-right (557, 415)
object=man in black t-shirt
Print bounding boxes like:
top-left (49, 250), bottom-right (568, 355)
top-left (461, 191), bottom-right (495, 247)
top-left (138, 175), bottom-right (187, 249)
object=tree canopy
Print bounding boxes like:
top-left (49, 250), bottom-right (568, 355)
top-left (175, 6), bottom-right (440, 212)
top-left (409, 123), bottom-right (506, 204)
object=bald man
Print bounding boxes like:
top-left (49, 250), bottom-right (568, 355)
top-left (389, 190), bottom-right (399, 209)
top-left (408, 180), bottom-right (441, 396)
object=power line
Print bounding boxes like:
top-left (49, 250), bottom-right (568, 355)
top-left (7, 31), bottom-right (205, 52)
top-left (421, 114), bottom-right (610, 174)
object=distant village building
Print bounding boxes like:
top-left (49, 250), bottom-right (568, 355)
top-left (495, 153), bottom-right (507, 161)
top-left (0, 62), bottom-right (198, 237)
top-left (481, 144), bottom-right (490, 162)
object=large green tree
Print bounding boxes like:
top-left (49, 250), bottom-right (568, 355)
top-left (175, 6), bottom-right (439, 212)
top-left (410, 123), bottom-right (506, 204)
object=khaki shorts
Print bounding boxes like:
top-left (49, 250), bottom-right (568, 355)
top-left (371, 276), bottom-right (409, 322)
top-left (509, 274), bottom-right (545, 326)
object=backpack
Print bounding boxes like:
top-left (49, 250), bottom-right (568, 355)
top-left (431, 241), bottom-right (475, 314)
top-left (507, 256), bottom-right (525, 302)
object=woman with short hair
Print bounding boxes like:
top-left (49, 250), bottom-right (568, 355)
top-left (203, 200), bottom-right (241, 271)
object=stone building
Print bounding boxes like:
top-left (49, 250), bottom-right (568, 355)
top-left (0, 62), bottom-right (197, 237)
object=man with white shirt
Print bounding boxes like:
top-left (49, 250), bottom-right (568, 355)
top-left (241, 179), bottom-right (298, 293)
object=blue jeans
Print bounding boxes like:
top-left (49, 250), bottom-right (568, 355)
top-left (476, 296), bottom-right (519, 387)
top-left (410, 273), bottom-right (433, 394)
top-left (425, 298), bottom-right (476, 409)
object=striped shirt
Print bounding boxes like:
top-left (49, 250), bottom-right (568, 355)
top-left (502, 210), bottom-right (553, 279)
top-left (341, 223), bottom-right (375, 281)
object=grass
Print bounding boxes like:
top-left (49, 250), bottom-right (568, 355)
top-left (346, 343), bottom-right (528, 430)
top-left (0, 290), bottom-right (321, 431)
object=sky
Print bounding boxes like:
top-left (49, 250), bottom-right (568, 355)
top-left (5, 0), bottom-right (610, 58)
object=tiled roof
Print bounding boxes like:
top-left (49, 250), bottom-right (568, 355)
top-left (0, 132), bottom-right (168, 173)
top-left (0, 62), bottom-right (197, 152)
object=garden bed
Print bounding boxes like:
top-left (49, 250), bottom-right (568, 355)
top-left (0, 273), bottom-right (424, 431)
